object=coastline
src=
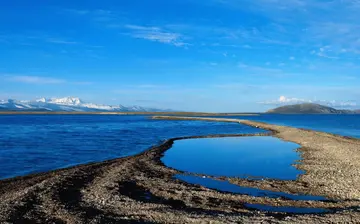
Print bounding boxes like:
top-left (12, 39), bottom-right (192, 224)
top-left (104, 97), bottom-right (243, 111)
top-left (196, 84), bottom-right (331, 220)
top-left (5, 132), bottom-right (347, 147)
top-left (0, 116), bottom-right (359, 223)
top-left (0, 111), bottom-right (259, 116)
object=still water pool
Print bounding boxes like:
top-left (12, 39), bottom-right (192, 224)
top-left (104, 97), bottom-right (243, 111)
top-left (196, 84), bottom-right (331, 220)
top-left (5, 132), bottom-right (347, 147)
top-left (162, 136), bottom-right (302, 180)
top-left (163, 137), bottom-right (331, 214)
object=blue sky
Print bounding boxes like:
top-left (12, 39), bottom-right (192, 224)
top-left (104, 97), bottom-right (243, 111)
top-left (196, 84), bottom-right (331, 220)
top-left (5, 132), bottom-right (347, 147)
top-left (0, 0), bottom-right (359, 112)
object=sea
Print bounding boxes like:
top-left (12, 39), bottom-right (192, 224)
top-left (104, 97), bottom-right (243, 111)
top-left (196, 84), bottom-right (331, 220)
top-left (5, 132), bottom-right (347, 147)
top-left (232, 114), bottom-right (360, 139)
top-left (0, 114), bottom-right (359, 180)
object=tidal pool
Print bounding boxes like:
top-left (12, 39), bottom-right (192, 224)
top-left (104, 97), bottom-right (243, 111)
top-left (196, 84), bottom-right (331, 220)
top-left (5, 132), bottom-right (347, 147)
top-left (176, 175), bottom-right (327, 201)
top-left (176, 175), bottom-right (331, 213)
top-left (162, 136), bottom-right (303, 180)
top-left (244, 203), bottom-right (331, 214)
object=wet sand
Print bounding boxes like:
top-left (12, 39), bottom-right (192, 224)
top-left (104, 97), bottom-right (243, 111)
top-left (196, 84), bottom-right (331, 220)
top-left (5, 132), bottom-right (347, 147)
top-left (0, 116), bottom-right (359, 223)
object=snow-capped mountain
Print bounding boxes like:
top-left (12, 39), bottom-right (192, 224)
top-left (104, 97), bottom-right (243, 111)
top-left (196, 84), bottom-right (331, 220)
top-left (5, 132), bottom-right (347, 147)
top-left (35, 97), bottom-right (82, 105)
top-left (0, 97), bottom-right (170, 112)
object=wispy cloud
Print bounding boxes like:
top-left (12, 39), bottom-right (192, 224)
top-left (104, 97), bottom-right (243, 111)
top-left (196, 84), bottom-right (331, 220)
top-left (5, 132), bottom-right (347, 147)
top-left (3, 75), bottom-right (66, 84)
top-left (63, 2), bottom-right (360, 58)
top-left (238, 62), bottom-right (284, 75)
top-left (112, 84), bottom-right (207, 95)
top-left (260, 96), bottom-right (357, 108)
top-left (64, 9), bottom-right (115, 18)
top-left (124, 25), bottom-right (188, 47)
top-left (0, 33), bottom-right (107, 59)
top-left (65, 9), bottom-right (90, 15)
top-left (46, 38), bottom-right (78, 45)
top-left (2, 74), bottom-right (93, 85)
top-left (209, 0), bottom-right (360, 58)
top-left (66, 8), bottom-right (190, 47)
top-left (0, 34), bottom-right (80, 45)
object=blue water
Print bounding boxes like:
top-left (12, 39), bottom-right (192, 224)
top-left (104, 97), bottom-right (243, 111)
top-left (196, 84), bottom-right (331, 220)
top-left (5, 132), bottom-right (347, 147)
top-left (244, 203), bottom-right (331, 214)
top-left (230, 114), bottom-right (360, 139)
top-left (176, 175), bottom-right (327, 201)
top-left (0, 115), bottom-right (264, 179)
top-left (162, 136), bottom-right (302, 180)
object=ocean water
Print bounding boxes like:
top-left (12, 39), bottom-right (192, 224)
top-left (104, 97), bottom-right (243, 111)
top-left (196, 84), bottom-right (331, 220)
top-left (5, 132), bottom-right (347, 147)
top-left (0, 115), bottom-right (264, 179)
top-left (232, 114), bottom-right (360, 139)
top-left (1, 114), bottom-right (359, 180)
top-left (162, 136), bottom-right (302, 180)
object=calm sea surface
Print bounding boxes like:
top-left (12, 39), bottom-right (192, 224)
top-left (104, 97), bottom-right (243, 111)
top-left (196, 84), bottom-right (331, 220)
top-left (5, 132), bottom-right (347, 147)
top-left (0, 115), bottom-right (263, 179)
top-left (1, 114), bottom-right (359, 180)
top-left (231, 114), bottom-right (360, 139)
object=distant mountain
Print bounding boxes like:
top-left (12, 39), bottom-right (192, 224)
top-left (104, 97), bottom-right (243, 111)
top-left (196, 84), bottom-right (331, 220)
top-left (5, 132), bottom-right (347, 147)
top-left (266, 103), bottom-right (356, 114)
top-left (0, 97), bottom-right (170, 112)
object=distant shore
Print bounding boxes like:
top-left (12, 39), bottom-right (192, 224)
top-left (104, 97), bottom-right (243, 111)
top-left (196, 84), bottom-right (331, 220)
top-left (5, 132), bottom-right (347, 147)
top-left (0, 116), bottom-right (359, 223)
top-left (0, 111), bottom-right (259, 116)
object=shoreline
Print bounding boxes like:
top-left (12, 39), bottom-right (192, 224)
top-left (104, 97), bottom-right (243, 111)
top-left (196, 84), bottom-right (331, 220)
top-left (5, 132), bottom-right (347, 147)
top-left (0, 111), bottom-right (259, 116)
top-left (0, 116), bottom-right (359, 223)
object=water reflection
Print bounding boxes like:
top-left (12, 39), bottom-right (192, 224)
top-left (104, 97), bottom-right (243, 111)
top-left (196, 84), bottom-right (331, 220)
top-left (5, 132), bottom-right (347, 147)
top-left (245, 203), bottom-right (331, 214)
top-left (162, 137), bottom-right (302, 180)
top-left (176, 174), bottom-right (327, 201)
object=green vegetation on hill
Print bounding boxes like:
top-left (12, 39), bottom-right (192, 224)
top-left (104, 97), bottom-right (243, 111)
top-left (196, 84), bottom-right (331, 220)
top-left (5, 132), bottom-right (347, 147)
top-left (267, 103), bottom-right (356, 114)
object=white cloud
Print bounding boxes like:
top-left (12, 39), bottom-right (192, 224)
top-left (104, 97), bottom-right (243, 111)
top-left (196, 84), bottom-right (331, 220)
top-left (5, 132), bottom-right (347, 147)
top-left (3, 75), bottom-right (65, 84)
top-left (46, 38), bottom-right (78, 45)
top-left (260, 96), bottom-right (357, 108)
top-left (238, 62), bottom-right (283, 75)
top-left (2, 74), bottom-right (93, 85)
top-left (310, 46), bottom-right (340, 59)
top-left (214, 0), bottom-right (303, 10)
top-left (124, 25), bottom-right (188, 47)
top-left (135, 84), bottom-right (164, 89)
top-left (65, 9), bottom-right (115, 19)
top-left (64, 1), bottom-right (360, 59)
top-left (71, 81), bottom-right (93, 85)
top-left (211, 0), bottom-right (360, 57)
top-left (0, 34), bottom-right (82, 47)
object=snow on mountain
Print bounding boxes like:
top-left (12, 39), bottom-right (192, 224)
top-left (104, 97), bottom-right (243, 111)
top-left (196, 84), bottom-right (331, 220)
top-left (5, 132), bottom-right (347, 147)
top-left (0, 97), bottom-right (169, 112)
top-left (0, 99), bottom-right (38, 111)
top-left (80, 103), bottom-right (125, 111)
top-left (48, 97), bottom-right (83, 106)
top-left (35, 97), bottom-right (47, 103)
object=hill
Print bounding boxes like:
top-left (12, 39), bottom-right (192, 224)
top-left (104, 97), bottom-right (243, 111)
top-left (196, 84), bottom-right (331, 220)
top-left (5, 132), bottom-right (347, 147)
top-left (267, 103), bottom-right (355, 114)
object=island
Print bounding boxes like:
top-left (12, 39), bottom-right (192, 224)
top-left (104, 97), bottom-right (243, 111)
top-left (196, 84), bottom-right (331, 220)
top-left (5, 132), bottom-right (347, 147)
top-left (266, 103), bottom-right (358, 114)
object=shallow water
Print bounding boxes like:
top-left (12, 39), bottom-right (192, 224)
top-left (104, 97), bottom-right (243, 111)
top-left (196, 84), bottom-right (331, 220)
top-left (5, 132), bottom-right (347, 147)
top-left (169, 136), bottom-right (331, 214)
top-left (176, 174), bottom-right (327, 201)
top-left (0, 115), bottom-right (265, 179)
top-left (244, 203), bottom-right (331, 214)
top-left (162, 136), bottom-right (302, 180)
